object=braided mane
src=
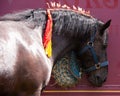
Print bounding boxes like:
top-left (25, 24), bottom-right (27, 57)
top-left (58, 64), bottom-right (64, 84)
top-left (47, 2), bottom-right (92, 18)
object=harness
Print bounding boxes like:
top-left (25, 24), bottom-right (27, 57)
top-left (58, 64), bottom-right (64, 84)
top-left (79, 25), bottom-right (108, 73)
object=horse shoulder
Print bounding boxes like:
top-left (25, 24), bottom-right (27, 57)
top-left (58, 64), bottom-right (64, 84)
top-left (0, 21), bottom-right (52, 94)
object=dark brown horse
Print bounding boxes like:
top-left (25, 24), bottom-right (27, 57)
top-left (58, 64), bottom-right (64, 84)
top-left (0, 3), bottom-right (111, 96)
top-left (78, 20), bottom-right (111, 87)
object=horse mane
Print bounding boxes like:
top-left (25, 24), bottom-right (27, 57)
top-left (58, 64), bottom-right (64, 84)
top-left (47, 2), bottom-right (92, 18)
top-left (45, 2), bottom-right (97, 38)
top-left (0, 3), bottom-right (98, 39)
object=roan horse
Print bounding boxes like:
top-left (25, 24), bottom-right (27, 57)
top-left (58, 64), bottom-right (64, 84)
top-left (0, 3), bottom-right (111, 96)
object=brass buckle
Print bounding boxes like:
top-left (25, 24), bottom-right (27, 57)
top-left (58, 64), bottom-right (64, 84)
top-left (87, 41), bottom-right (94, 47)
top-left (95, 63), bottom-right (101, 69)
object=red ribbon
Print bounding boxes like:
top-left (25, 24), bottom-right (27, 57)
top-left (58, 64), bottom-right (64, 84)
top-left (43, 9), bottom-right (52, 57)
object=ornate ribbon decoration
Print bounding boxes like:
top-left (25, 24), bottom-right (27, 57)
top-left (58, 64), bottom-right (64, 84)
top-left (43, 9), bottom-right (53, 57)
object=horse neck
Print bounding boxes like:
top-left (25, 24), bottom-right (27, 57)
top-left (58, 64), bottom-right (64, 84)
top-left (52, 34), bottom-right (76, 63)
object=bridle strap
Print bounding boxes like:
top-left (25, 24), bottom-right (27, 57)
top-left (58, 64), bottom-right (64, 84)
top-left (85, 61), bottom-right (108, 73)
top-left (79, 25), bottom-right (108, 73)
top-left (79, 25), bottom-right (98, 64)
top-left (79, 45), bottom-right (98, 64)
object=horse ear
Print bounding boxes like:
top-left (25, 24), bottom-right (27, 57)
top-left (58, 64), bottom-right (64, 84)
top-left (100, 19), bottom-right (111, 36)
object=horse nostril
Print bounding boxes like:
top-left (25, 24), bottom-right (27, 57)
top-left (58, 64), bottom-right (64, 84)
top-left (103, 77), bottom-right (107, 82)
top-left (95, 75), bottom-right (106, 82)
top-left (95, 75), bottom-right (101, 81)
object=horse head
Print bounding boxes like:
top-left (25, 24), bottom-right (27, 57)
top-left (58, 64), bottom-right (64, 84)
top-left (78, 20), bottom-right (111, 87)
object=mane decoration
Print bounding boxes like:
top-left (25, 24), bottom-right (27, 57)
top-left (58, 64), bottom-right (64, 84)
top-left (47, 2), bottom-right (92, 18)
top-left (43, 9), bottom-right (53, 58)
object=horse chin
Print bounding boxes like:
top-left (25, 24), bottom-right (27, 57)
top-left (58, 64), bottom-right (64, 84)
top-left (88, 78), bottom-right (103, 87)
top-left (88, 73), bottom-right (106, 87)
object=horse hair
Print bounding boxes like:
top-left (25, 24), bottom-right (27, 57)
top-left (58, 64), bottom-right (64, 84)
top-left (51, 9), bottom-right (98, 39)
top-left (0, 9), bottom-right (47, 30)
top-left (0, 8), bottom-right (99, 40)
top-left (0, 9), bottom-right (34, 21)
